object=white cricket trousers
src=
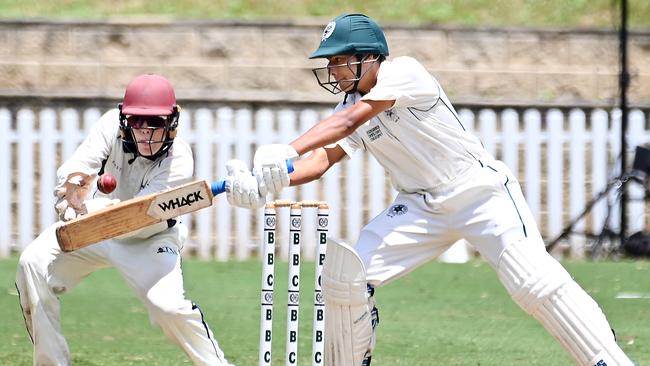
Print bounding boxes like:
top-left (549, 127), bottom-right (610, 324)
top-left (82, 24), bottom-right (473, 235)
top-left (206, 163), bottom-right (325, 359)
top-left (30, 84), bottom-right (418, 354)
top-left (356, 158), bottom-right (534, 280)
top-left (15, 223), bottom-right (230, 366)
top-left (355, 157), bottom-right (633, 365)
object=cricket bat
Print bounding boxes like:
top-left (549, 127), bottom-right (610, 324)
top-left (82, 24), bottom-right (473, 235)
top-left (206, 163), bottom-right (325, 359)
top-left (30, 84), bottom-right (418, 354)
top-left (56, 161), bottom-right (294, 252)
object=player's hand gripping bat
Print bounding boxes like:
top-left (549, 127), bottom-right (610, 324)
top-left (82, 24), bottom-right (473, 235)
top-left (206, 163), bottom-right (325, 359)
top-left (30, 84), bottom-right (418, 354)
top-left (56, 161), bottom-right (294, 252)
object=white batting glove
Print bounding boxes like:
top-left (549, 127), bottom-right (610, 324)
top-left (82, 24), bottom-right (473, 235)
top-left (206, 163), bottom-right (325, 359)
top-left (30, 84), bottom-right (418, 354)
top-left (224, 159), bottom-right (266, 209)
top-left (253, 144), bottom-right (298, 196)
top-left (54, 172), bottom-right (96, 221)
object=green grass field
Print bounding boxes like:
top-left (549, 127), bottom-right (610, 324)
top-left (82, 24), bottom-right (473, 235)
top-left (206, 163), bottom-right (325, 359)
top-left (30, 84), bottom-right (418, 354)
top-left (1, 0), bottom-right (649, 28)
top-left (1, 257), bottom-right (649, 365)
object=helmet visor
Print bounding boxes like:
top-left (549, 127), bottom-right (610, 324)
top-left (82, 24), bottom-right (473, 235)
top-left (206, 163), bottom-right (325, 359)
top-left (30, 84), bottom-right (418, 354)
top-left (311, 55), bottom-right (378, 95)
top-left (312, 66), bottom-right (355, 95)
top-left (122, 115), bottom-right (173, 157)
top-left (126, 115), bottom-right (169, 128)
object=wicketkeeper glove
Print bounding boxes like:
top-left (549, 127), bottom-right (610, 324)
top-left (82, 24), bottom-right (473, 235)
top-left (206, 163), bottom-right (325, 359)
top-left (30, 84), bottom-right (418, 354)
top-left (54, 172), bottom-right (97, 221)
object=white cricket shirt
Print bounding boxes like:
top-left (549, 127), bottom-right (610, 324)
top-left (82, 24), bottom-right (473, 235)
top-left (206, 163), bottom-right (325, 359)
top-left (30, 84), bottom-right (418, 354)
top-left (57, 109), bottom-right (194, 201)
top-left (335, 56), bottom-right (488, 193)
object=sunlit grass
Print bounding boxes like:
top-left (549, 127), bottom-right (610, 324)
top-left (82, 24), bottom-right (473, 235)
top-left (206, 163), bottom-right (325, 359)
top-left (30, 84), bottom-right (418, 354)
top-left (1, 257), bottom-right (649, 365)
top-left (1, 0), bottom-right (649, 28)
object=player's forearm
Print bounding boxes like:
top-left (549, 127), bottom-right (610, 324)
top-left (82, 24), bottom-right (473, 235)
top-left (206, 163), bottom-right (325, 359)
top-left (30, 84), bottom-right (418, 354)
top-left (290, 112), bottom-right (356, 155)
top-left (289, 149), bottom-right (331, 185)
top-left (290, 100), bottom-right (392, 155)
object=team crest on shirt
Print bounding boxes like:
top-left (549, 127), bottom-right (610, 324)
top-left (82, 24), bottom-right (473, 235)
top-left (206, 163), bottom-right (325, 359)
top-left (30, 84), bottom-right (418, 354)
top-left (384, 108), bottom-right (400, 122)
top-left (157, 246), bottom-right (178, 255)
top-left (387, 204), bottom-right (408, 217)
top-left (321, 21), bottom-right (336, 41)
top-left (366, 125), bottom-right (383, 141)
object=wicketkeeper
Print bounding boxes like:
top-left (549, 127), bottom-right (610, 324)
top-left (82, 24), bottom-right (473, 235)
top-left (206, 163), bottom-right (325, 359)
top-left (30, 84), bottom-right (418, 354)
top-left (225, 13), bottom-right (636, 366)
top-left (16, 74), bottom-right (232, 365)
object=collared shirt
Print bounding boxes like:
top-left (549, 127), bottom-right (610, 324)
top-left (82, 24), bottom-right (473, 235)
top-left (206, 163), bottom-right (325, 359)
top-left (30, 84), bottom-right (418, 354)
top-left (57, 108), bottom-right (194, 202)
top-left (335, 56), bottom-right (488, 193)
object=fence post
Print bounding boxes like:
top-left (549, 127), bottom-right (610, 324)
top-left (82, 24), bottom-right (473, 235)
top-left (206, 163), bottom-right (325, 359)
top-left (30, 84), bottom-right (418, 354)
top-left (607, 109), bottom-right (622, 232)
top-left (235, 108), bottom-right (254, 261)
top-left (524, 109), bottom-right (542, 223)
top-left (478, 109), bottom-right (497, 156)
top-left (458, 108), bottom-right (475, 132)
top-left (215, 107), bottom-right (234, 261)
top-left (546, 109), bottom-right (564, 242)
top-left (18, 109), bottom-right (35, 250)
top-left (501, 109), bottom-right (520, 172)
top-left (175, 108), bottom-right (195, 256)
top-left (299, 109), bottom-right (320, 260)
top-left (0, 109), bottom-right (11, 256)
top-left (39, 109), bottom-right (58, 232)
top-left (195, 109), bottom-right (215, 260)
top-left (568, 109), bottom-right (587, 258)
top-left (591, 109), bottom-right (610, 235)
top-left (82, 109), bottom-right (102, 136)
top-left (627, 109), bottom-right (647, 234)
top-left (61, 108), bottom-right (81, 160)
top-left (320, 109), bottom-right (341, 242)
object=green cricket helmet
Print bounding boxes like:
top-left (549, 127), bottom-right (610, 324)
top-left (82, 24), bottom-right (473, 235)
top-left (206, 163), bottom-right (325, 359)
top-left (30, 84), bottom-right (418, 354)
top-left (310, 14), bottom-right (389, 95)
top-left (310, 14), bottom-right (389, 59)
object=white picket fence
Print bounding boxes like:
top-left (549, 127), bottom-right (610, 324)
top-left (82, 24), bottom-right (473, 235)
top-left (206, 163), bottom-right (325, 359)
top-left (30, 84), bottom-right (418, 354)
top-left (1, 104), bottom-right (649, 260)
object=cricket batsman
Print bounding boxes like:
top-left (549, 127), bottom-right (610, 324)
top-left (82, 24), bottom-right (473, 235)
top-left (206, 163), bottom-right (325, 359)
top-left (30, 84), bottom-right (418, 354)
top-left (226, 14), bottom-right (635, 365)
top-left (15, 74), bottom-right (232, 365)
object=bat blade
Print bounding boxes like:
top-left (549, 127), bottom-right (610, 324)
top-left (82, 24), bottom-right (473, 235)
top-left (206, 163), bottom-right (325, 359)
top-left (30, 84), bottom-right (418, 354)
top-left (56, 180), bottom-right (213, 252)
top-left (56, 160), bottom-right (294, 252)
top-left (147, 180), bottom-right (213, 219)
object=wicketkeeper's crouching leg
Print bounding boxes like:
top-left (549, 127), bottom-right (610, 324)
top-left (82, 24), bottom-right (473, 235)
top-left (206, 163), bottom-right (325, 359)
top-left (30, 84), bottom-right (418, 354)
top-left (322, 239), bottom-right (378, 366)
top-left (498, 239), bottom-right (635, 366)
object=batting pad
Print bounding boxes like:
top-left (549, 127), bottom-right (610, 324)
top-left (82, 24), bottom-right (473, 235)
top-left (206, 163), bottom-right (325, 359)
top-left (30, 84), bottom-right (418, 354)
top-left (322, 238), bottom-right (373, 366)
top-left (498, 240), bottom-right (634, 366)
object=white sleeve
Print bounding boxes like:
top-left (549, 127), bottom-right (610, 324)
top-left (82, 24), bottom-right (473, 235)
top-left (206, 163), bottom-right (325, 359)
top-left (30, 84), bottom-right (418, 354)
top-left (334, 134), bottom-right (362, 158)
top-left (56, 109), bottom-right (120, 183)
top-left (361, 57), bottom-right (440, 109)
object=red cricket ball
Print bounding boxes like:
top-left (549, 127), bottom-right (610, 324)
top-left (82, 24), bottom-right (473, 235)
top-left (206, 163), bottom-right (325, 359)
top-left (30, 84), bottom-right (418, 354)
top-left (97, 174), bottom-right (117, 194)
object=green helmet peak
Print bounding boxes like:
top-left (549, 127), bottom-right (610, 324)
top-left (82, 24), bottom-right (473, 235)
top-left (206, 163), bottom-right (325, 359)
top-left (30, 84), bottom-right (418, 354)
top-left (309, 14), bottom-right (389, 59)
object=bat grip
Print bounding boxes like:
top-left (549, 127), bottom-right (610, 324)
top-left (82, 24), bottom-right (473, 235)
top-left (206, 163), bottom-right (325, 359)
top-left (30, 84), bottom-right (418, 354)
top-left (211, 159), bottom-right (295, 195)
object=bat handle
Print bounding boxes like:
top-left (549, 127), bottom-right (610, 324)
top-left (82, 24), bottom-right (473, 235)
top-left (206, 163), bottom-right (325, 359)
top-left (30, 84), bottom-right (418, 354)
top-left (211, 160), bottom-right (295, 195)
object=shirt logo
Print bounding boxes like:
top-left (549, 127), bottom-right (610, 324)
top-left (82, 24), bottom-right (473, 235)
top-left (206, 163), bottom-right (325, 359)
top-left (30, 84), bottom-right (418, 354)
top-left (384, 108), bottom-right (400, 122)
top-left (157, 246), bottom-right (178, 255)
top-left (366, 125), bottom-right (383, 141)
top-left (387, 204), bottom-right (408, 217)
top-left (321, 21), bottom-right (336, 41)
